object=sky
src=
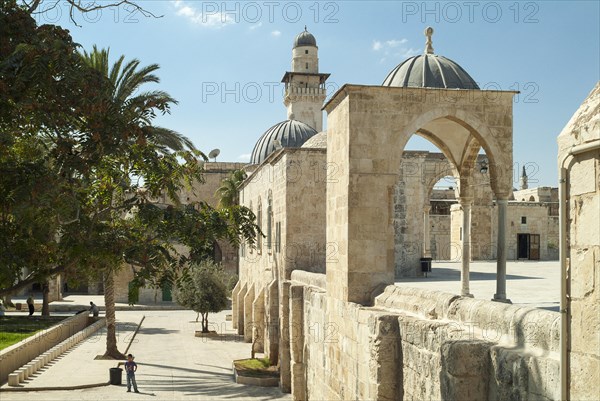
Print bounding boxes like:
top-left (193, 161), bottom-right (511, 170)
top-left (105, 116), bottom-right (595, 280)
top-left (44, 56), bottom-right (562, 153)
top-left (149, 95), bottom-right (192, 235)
top-left (36, 0), bottom-right (600, 187)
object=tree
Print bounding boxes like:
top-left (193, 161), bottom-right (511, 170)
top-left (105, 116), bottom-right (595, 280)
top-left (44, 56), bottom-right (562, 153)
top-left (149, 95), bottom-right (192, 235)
top-left (174, 260), bottom-right (229, 333)
top-left (77, 46), bottom-right (203, 359)
top-left (216, 169), bottom-right (246, 208)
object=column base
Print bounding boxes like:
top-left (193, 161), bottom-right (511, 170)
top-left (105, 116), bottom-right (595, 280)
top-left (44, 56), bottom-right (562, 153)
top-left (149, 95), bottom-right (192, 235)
top-left (492, 295), bottom-right (512, 304)
top-left (461, 293), bottom-right (474, 298)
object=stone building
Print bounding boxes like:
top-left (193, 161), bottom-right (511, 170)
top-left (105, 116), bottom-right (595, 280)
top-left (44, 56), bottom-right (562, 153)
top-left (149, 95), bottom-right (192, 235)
top-left (450, 168), bottom-right (560, 262)
top-left (229, 27), bottom-right (598, 401)
top-left (557, 81), bottom-right (599, 400)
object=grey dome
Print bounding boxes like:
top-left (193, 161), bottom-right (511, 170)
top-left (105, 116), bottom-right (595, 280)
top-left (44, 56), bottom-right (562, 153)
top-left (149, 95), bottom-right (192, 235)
top-left (301, 131), bottom-right (327, 149)
top-left (250, 120), bottom-right (318, 164)
top-left (293, 28), bottom-right (317, 48)
top-left (382, 54), bottom-right (479, 89)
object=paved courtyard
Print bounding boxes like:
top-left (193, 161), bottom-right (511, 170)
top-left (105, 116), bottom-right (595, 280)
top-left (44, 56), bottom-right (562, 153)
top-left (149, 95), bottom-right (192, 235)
top-left (396, 260), bottom-right (560, 311)
top-left (0, 309), bottom-right (291, 401)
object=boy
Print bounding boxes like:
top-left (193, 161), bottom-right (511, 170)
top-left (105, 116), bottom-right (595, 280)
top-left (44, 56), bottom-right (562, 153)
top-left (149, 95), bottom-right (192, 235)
top-left (124, 354), bottom-right (139, 393)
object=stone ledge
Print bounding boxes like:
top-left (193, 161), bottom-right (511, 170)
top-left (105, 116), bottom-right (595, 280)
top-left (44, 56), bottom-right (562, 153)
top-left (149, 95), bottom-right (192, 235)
top-left (290, 270), bottom-right (326, 290)
top-left (232, 362), bottom-right (279, 387)
top-left (375, 285), bottom-right (560, 352)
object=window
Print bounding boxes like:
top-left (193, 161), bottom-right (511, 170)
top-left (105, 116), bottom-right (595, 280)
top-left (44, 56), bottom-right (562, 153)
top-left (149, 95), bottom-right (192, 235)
top-left (275, 222), bottom-right (281, 253)
top-left (305, 50), bottom-right (308, 54)
top-left (305, 62), bottom-right (308, 69)
top-left (459, 227), bottom-right (462, 241)
top-left (267, 193), bottom-right (273, 251)
top-left (248, 202), bottom-right (253, 254)
top-left (257, 199), bottom-right (262, 253)
top-left (521, 216), bottom-right (527, 225)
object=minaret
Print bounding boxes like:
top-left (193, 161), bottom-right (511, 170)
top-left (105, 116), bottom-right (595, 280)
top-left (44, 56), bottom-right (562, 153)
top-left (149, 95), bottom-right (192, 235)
top-left (519, 166), bottom-right (528, 190)
top-left (281, 27), bottom-right (330, 132)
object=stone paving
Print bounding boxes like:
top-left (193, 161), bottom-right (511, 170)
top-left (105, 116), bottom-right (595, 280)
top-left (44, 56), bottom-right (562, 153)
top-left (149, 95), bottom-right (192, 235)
top-left (0, 309), bottom-right (291, 401)
top-left (396, 260), bottom-right (560, 310)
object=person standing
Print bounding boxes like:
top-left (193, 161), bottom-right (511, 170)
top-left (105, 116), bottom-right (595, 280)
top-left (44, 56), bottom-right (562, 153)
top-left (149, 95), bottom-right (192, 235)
top-left (0, 300), bottom-right (6, 316)
top-left (124, 354), bottom-right (139, 393)
top-left (26, 295), bottom-right (34, 316)
top-left (89, 302), bottom-right (99, 317)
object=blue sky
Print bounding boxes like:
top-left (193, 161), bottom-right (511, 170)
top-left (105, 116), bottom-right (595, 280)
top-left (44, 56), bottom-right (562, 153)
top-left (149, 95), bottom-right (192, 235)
top-left (40, 0), bottom-right (599, 187)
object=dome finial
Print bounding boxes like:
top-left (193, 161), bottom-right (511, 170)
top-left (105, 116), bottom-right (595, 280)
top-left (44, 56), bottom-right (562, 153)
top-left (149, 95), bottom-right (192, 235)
top-left (424, 26), bottom-right (434, 54)
top-left (304, 25), bottom-right (307, 31)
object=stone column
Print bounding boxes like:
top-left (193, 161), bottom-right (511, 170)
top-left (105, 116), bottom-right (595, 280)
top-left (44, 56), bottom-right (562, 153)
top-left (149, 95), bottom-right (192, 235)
top-left (493, 198), bottom-right (511, 303)
top-left (423, 205), bottom-right (432, 258)
top-left (460, 198), bottom-right (473, 297)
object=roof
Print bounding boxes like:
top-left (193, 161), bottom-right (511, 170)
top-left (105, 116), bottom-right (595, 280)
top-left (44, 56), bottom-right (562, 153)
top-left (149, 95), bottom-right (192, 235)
top-left (293, 27), bottom-right (317, 48)
top-left (250, 119), bottom-right (318, 165)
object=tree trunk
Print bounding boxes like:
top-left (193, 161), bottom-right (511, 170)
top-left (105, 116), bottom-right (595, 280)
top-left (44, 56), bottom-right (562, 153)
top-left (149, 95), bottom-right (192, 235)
top-left (41, 282), bottom-right (50, 316)
top-left (3, 294), bottom-right (14, 308)
top-left (103, 271), bottom-right (125, 359)
top-left (196, 312), bottom-right (199, 322)
top-left (202, 312), bottom-right (209, 333)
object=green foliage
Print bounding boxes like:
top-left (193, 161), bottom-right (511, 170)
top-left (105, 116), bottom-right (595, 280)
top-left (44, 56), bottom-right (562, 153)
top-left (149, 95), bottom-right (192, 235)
top-left (216, 169), bottom-right (247, 208)
top-left (174, 259), bottom-right (231, 332)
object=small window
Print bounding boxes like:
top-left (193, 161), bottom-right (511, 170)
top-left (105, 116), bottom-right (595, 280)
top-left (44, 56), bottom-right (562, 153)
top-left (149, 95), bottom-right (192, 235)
top-left (305, 62), bottom-right (308, 69)
top-left (275, 222), bottom-right (281, 253)
top-left (257, 199), bottom-right (262, 253)
top-left (521, 216), bottom-right (527, 224)
top-left (267, 194), bottom-right (273, 251)
top-left (459, 227), bottom-right (462, 241)
top-left (305, 50), bottom-right (308, 54)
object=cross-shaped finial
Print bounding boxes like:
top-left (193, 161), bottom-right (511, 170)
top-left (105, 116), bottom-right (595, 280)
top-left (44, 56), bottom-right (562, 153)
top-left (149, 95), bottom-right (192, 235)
top-left (305, 25), bottom-right (307, 31)
top-left (424, 26), bottom-right (434, 54)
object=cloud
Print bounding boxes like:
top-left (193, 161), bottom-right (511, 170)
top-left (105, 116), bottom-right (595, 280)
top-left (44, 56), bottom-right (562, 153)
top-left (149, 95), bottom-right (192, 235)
top-left (271, 30), bottom-right (281, 37)
top-left (238, 153), bottom-right (251, 161)
top-left (249, 22), bottom-right (263, 31)
top-left (385, 39), bottom-right (408, 47)
top-left (171, 0), bottom-right (234, 28)
top-left (373, 37), bottom-right (420, 63)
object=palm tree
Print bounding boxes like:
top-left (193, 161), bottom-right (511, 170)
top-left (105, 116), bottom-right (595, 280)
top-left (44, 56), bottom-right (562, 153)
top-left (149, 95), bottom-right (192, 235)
top-left (216, 170), bottom-right (246, 208)
top-left (79, 47), bottom-right (195, 359)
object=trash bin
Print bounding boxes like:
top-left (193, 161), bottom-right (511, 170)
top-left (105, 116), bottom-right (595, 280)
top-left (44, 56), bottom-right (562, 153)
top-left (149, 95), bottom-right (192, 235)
top-left (420, 257), bottom-right (432, 277)
top-left (109, 367), bottom-right (123, 385)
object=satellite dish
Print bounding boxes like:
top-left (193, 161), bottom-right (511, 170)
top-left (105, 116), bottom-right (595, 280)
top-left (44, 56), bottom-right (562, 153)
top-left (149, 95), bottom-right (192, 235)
top-left (273, 139), bottom-right (282, 150)
top-left (208, 148), bottom-right (220, 162)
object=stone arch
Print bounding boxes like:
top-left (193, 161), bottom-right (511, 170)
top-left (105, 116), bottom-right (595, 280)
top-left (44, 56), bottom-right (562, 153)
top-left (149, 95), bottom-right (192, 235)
top-left (399, 109), bottom-right (507, 198)
top-left (323, 85), bottom-right (515, 304)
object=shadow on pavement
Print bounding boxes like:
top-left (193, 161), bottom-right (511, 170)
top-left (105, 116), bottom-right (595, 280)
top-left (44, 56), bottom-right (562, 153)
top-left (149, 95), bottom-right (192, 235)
top-left (396, 267), bottom-right (541, 282)
top-left (135, 363), bottom-right (287, 399)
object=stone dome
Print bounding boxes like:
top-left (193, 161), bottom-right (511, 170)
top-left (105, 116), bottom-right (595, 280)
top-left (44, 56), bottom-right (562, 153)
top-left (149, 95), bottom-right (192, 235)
top-left (250, 119), bottom-right (318, 165)
top-left (301, 131), bottom-right (327, 149)
top-left (293, 27), bottom-right (317, 48)
top-left (382, 27), bottom-right (479, 90)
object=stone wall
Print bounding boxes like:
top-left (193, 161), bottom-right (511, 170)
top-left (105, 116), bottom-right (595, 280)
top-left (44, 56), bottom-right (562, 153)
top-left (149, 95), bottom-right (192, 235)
top-left (394, 152), bottom-right (453, 277)
top-left (234, 148), bottom-right (327, 356)
top-left (557, 81), bottom-right (600, 400)
top-left (285, 280), bottom-right (560, 401)
top-left (430, 215), bottom-right (451, 260)
top-left (0, 312), bottom-right (91, 384)
top-left (451, 202), bottom-right (559, 261)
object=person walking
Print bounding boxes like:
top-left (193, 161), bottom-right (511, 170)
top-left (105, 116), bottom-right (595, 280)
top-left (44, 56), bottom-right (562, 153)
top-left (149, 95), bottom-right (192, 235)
top-left (89, 302), bottom-right (99, 317)
top-left (26, 295), bottom-right (34, 316)
top-left (124, 354), bottom-right (139, 393)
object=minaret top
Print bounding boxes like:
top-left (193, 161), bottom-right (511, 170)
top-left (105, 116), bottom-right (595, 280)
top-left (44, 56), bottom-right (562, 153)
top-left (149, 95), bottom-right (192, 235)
top-left (293, 27), bottom-right (317, 48)
top-left (424, 26), bottom-right (434, 54)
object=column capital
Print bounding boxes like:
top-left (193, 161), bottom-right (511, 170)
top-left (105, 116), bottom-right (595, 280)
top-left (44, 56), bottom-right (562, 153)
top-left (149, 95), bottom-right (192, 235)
top-left (459, 197), bottom-right (473, 206)
top-left (423, 205), bottom-right (432, 213)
